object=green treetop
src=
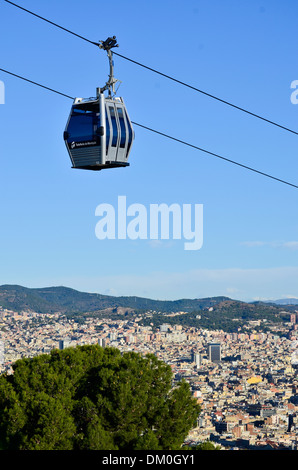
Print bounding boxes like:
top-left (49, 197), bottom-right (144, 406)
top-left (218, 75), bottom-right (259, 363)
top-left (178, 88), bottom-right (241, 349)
top-left (0, 345), bottom-right (201, 450)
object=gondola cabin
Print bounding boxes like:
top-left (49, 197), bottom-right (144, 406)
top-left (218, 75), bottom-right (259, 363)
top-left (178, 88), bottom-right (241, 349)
top-left (64, 93), bottom-right (134, 170)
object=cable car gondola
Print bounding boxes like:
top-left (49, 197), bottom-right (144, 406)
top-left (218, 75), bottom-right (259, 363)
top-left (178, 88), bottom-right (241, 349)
top-left (63, 37), bottom-right (134, 171)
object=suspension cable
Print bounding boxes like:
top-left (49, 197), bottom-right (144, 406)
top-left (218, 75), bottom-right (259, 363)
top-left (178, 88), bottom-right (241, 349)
top-left (1, 66), bottom-right (298, 190)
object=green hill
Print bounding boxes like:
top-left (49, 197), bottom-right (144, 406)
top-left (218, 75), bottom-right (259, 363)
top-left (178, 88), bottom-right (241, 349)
top-left (0, 284), bottom-right (230, 314)
top-left (0, 285), bottom-right (292, 332)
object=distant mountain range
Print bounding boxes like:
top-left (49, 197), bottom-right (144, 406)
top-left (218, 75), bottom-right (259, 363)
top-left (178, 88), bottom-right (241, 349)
top-left (266, 298), bottom-right (298, 306)
top-left (0, 284), bottom-right (297, 317)
top-left (0, 284), bottom-right (234, 315)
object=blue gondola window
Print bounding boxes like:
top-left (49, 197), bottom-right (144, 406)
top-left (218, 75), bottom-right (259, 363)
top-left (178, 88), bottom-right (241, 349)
top-left (105, 114), bottom-right (110, 154)
top-left (109, 106), bottom-right (118, 147)
top-left (67, 107), bottom-right (97, 142)
top-left (117, 107), bottom-right (126, 148)
top-left (124, 108), bottom-right (133, 155)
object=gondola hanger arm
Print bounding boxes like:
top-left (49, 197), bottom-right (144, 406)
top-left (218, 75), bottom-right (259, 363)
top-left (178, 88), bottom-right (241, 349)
top-left (98, 36), bottom-right (120, 97)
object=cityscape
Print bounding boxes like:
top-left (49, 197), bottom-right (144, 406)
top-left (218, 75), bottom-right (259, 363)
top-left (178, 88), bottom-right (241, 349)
top-left (1, 301), bottom-right (298, 451)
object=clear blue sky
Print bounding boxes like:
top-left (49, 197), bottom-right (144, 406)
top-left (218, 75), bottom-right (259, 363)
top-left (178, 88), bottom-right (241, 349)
top-left (1, 0), bottom-right (298, 302)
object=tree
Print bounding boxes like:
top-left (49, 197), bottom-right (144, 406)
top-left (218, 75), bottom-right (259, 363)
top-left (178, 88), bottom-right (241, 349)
top-left (194, 441), bottom-right (221, 450)
top-left (0, 345), bottom-right (200, 450)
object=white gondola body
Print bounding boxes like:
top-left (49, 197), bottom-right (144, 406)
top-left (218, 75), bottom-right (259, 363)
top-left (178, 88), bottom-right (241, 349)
top-left (64, 93), bottom-right (134, 171)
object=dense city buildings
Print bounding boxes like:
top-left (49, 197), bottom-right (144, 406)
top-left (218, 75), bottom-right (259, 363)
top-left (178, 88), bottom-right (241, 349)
top-left (1, 305), bottom-right (298, 450)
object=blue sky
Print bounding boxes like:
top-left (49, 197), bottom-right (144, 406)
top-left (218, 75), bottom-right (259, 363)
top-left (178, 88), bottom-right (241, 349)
top-left (1, 0), bottom-right (298, 302)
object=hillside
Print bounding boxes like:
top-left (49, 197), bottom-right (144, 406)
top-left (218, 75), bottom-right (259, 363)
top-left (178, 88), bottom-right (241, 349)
top-left (0, 285), bottom-right (294, 333)
top-left (140, 297), bottom-right (292, 333)
top-left (0, 284), bottom-right (293, 320)
top-left (0, 284), bottom-right (231, 315)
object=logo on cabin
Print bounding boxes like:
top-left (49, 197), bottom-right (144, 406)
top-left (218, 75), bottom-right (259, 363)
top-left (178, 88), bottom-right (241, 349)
top-left (70, 140), bottom-right (97, 149)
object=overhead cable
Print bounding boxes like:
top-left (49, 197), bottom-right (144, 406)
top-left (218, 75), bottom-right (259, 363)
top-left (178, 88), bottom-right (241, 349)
top-left (4, 0), bottom-right (298, 137)
top-left (1, 66), bottom-right (298, 190)
top-left (0, 67), bottom-right (74, 99)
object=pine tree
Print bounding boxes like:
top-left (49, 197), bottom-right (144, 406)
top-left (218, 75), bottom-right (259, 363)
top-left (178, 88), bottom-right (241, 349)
top-left (0, 345), bottom-right (201, 450)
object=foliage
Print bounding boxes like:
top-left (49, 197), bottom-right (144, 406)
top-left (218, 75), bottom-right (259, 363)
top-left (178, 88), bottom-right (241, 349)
top-left (0, 345), bottom-right (200, 450)
top-left (194, 441), bottom-right (221, 450)
top-left (182, 440), bottom-right (221, 450)
top-left (140, 299), bottom-right (286, 333)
